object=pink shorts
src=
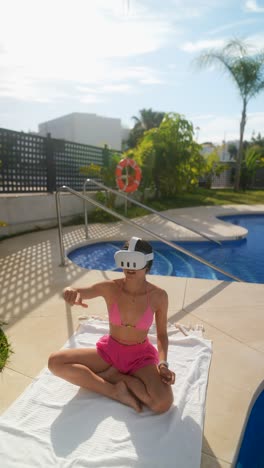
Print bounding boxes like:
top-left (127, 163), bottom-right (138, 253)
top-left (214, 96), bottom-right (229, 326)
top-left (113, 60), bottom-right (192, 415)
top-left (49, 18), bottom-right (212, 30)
top-left (96, 335), bottom-right (159, 374)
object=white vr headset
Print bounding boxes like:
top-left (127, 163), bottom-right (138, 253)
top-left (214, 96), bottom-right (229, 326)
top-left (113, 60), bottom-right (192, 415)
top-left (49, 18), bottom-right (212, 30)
top-left (114, 237), bottom-right (154, 270)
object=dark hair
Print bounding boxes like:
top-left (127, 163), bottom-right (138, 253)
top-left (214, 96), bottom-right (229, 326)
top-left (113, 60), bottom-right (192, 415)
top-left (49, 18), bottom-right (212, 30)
top-left (123, 238), bottom-right (153, 272)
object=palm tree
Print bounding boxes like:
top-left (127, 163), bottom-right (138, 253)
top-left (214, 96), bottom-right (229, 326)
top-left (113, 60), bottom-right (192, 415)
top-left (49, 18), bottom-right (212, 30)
top-left (132, 108), bottom-right (165, 131)
top-left (197, 38), bottom-right (264, 191)
top-left (126, 108), bottom-right (165, 148)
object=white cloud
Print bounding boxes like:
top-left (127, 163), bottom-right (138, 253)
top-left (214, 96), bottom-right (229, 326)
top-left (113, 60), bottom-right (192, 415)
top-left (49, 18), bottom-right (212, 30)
top-left (245, 0), bottom-right (264, 12)
top-left (180, 39), bottom-right (225, 53)
top-left (77, 84), bottom-right (134, 94)
top-left (247, 111), bottom-right (264, 129)
top-left (0, 74), bottom-right (50, 102)
top-left (139, 77), bottom-right (164, 85)
top-left (74, 68), bottom-right (166, 103)
top-left (207, 18), bottom-right (260, 35)
top-left (170, 0), bottom-right (228, 19)
top-left (101, 84), bottom-right (134, 93)
top-left (180, 32), bottom-right (264, 55)
top-left (76, 83), bottom-right (137, 103)
top-left (79, 95), bottom-right (106, 104)
top-left (190, 112), bottom-right (264, 143)
top-left (247, 33), bottom-right (264, 49)
top-left (0, 0), bottom-right (239, 104)
top-left (0, 0), bottom-right (172, 102)
top-left (189, 114), bottom-right (215, 121)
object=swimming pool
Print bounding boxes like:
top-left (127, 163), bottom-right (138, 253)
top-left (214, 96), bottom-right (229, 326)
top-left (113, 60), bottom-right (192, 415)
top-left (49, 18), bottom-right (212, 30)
top-left (234, 388), bottom-right (264, 467)
top-left (68, 214), bottom-right (264, 284)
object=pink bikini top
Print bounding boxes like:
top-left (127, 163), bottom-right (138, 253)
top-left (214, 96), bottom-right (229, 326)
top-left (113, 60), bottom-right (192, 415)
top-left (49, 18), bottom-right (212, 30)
top-left (108, 286), bottom-right (154, 331)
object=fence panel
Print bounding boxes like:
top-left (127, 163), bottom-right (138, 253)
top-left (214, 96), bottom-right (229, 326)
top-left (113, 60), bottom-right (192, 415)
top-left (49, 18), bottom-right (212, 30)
top-left (54, 139), bottom-right (104, 191)
top-left (0, 129), bottom-right (47, 193)
top-left (0, 128), bottom-right (119, 193)
top-left (253, 167), bottom-right (264, 188)
top-left (212, 164), bottom-right (235, 188)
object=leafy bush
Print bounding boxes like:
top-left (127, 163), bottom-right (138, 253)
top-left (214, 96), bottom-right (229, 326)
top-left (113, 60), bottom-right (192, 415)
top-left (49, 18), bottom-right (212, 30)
top-left (0, 323), bottom-right (13, 372)
top-left (128, 113), bottom-right (204, 198)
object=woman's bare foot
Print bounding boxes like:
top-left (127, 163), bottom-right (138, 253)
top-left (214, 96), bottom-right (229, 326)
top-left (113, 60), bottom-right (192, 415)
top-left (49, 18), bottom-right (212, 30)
top-left (99, 366), bottom-right (120, 383)
top-left (99, 367), bottom-right (151, 407)
top-left (114, 381), bottom-right (142, 413)
top-left (124, 376), bottom-right (151, 406)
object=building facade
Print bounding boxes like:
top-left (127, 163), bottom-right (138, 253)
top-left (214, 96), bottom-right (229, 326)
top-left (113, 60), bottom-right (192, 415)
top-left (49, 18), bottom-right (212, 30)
top-left (39, 112), bottom-right (129, 151)
top-left (201, 141), bottom-right (239, 162)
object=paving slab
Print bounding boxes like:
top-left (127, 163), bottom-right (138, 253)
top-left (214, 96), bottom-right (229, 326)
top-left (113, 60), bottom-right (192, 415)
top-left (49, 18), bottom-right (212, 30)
top-left (183, 278), bottom-right (264, 311)
top-left (0, 367), bottom-right (33, 414)
top-left (200, 452), bottom-right (231, 468)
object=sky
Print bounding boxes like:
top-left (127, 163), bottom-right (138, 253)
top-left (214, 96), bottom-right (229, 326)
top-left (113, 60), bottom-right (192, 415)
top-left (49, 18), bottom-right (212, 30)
top-left (0, 0), bottom-right (264, 144)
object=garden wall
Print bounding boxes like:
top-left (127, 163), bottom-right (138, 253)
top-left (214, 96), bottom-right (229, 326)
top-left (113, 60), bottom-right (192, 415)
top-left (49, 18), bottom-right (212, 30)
top-left (0, 192), bottom-right (97, 236)
top-left (0, 191), bottom-right (143, 237)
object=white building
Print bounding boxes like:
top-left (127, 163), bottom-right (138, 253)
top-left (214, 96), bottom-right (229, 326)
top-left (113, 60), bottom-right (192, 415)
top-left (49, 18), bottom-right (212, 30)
top-left (38, 112), bottom-right (130, 151)
top-left (200, 142), bottom-right (215, 157)
top-left (201, 141), bottom-right (239, 162)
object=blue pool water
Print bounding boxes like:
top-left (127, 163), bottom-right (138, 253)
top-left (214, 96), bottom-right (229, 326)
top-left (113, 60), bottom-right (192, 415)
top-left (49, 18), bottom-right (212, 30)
top-left (68, 214), bottom-right (264, 284)
top-left (235, 390), bottom-right (264, 467)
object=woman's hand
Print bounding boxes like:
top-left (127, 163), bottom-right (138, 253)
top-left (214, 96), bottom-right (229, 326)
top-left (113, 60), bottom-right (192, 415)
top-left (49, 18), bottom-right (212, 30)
top-left (159, 365), bottom-right (176, 385)
top-left (63, 287), bottom-right (88, 308)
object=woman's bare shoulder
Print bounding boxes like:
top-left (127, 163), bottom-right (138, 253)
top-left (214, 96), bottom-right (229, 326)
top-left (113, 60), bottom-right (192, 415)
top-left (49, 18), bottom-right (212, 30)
top-left (112, 278), bottom-right (124, 289)
top-left (147, 282), bottom-right (168, 302)
top-left (88, 278), bottom-right (121, 294)
top-left (99, 278), bottom-right (123, 294)
top-left (100, 278), bottom-right (123, 302)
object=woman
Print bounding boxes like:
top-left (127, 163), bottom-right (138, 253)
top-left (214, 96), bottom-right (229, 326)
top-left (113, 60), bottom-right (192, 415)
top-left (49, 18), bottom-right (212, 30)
top-left (48, 237), bottom-right (175, 413)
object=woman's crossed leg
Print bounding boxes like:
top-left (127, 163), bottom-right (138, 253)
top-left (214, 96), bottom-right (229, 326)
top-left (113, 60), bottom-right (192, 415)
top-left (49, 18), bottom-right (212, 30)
top-left (48, 348), bottom-right (141, 412)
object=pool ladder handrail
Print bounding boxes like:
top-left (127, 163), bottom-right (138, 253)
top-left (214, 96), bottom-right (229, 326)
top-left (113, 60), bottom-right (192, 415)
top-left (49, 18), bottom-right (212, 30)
top-left (56, 185), bottom-right (242, 282)
top-left (83, 178), bottom-right (221, 246)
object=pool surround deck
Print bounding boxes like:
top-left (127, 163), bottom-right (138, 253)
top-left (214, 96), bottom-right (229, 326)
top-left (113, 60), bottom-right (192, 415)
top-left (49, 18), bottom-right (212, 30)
top-left (0, 204), bottom-right (264, 468)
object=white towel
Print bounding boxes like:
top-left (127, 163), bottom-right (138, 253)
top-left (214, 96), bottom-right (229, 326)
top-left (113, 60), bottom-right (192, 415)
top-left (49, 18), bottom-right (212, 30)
top-left (0, 320), bottom-right (212, 468)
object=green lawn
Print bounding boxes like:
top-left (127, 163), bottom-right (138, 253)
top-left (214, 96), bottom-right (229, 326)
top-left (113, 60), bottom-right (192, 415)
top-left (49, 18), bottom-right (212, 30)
top-left (88, 188), bottom-right (264, 222)
top-left (148, 188), bottom-right (264, 210)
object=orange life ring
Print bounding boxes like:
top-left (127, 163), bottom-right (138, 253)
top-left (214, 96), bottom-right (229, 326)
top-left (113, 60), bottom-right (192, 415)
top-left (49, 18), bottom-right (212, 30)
top-left (115, 158), bottom-right (142, 193)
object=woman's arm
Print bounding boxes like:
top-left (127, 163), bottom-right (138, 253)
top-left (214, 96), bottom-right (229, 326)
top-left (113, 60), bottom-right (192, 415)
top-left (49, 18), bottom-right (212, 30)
top-left (155, 289), bottom-right (176, 385)
top-left (155, 289), bottom-right (169, 362)
top-left (63, 281), bottom-right (110, 307)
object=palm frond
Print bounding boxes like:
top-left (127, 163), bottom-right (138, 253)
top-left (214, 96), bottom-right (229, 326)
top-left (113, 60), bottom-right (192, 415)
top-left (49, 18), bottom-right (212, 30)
top-left (223, 38), bottom-right (249, 57)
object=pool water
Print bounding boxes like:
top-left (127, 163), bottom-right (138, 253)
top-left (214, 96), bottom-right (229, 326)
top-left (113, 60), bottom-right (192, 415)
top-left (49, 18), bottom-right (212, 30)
top-left (68, 214), bottom-right (264, 284)
top-left (235, 389), bottom-right (264, 467)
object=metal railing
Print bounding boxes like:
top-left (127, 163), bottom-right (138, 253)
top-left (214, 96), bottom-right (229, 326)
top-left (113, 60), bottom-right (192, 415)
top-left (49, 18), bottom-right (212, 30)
top-left (56, 185), bottom-right (242, 282)
top-left (83, 178), bottom-right (221, 245)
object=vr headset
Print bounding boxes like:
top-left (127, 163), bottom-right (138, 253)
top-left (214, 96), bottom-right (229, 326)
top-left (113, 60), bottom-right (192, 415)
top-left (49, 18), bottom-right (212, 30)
top-left (114, 237), bottom-right (154, 270)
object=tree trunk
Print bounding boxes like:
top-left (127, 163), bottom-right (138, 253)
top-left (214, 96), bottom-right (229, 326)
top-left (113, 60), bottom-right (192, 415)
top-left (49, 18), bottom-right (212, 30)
top-left (153, 174), bottom-right (161, 199)
top-left (234, 100), bottom-right (247, 191)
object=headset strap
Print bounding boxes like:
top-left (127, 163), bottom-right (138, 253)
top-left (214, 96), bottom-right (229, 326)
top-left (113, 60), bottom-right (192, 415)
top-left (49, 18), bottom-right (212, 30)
top-left (128, 237), bottom-right (141, 251)
top-left (128, 237), bottom-right (153, 260)
top-left (145, 253), bottom-right (154, 260)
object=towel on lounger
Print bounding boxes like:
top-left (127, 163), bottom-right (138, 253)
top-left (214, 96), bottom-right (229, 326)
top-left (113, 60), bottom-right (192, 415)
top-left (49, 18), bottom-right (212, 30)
top-left (0, 319), bottom-right (212, 468)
